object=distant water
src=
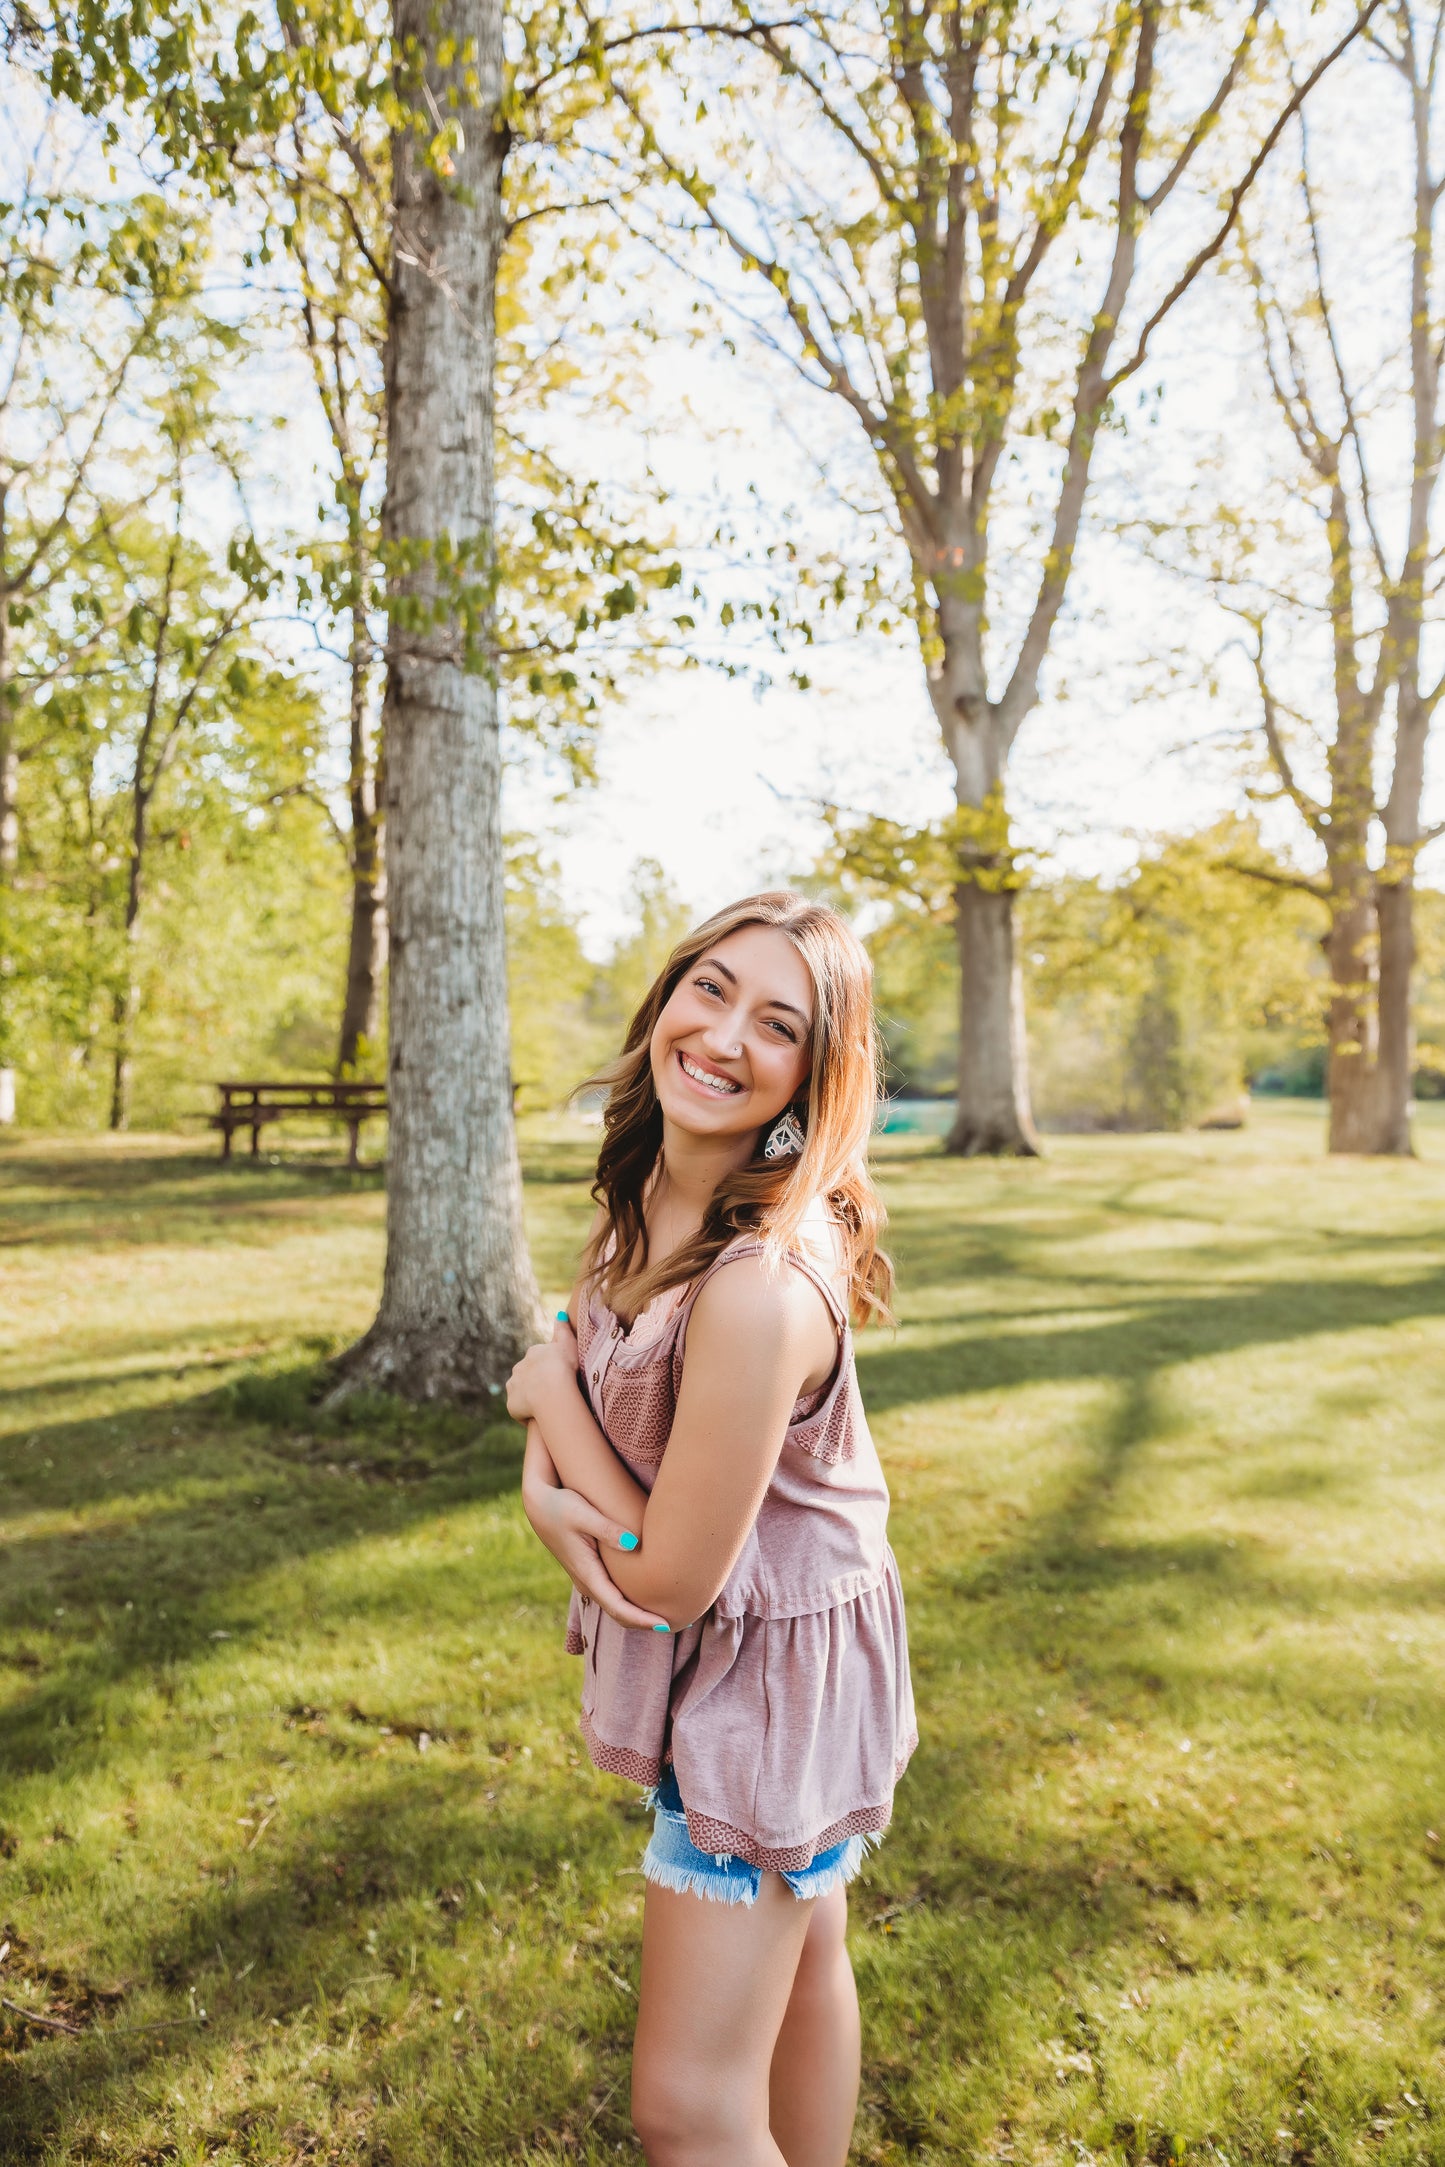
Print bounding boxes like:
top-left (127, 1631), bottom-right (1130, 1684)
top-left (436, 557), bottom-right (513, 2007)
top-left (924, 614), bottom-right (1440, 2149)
top-left (877, 1097), bottom-right (954, 1137)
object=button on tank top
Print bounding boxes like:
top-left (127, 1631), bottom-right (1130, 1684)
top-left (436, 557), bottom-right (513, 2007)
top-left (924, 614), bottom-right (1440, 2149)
top-left (565, 1224), bottom-right (917, 1872)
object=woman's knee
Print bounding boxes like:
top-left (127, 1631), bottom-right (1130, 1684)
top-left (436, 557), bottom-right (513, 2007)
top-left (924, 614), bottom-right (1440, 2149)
top-left (631, 2052), bottom-right (760, 2164)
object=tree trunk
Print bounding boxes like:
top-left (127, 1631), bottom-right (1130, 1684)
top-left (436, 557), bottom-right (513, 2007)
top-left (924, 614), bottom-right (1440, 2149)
top-left (1373, 872), bottom-right (1416, 1156)
top-left (1323, 881), bottom-right (1382, 1154)
top-left (337, 838), bottom-right (386, 1074)
top-left (936, 680), bottom-right (1039, 1157)
top-left (0, 722), bottom-right (16, 1124)
top-left (0, 555), bottom-right (16, 1125)
top-left (109, 813), bottom-right (147, 1132)
top-left (332, 0), bottom-right (544, 1400)
top-left (109, 979), bottom-right (134, 1131)
top-left (337, 631), bottom-right (386, 1075)
top-left (946, 879), bottom-right (1040, 1155)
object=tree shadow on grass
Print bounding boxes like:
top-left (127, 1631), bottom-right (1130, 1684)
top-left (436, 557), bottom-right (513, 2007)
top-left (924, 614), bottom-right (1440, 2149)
top-left (0, 1366), bottom-right (535, 1787)
top-left (0, 1151), bottom-right (386, 1266)
top-left (0, 1643), bottom-right (1210, 2166)
top-left (851, 1359), bottom-right (1445, 2158)
top-left (856, 1264), bottom-right (1445, 1414)
top-left (0, 1756), bottom-right (649, 2161)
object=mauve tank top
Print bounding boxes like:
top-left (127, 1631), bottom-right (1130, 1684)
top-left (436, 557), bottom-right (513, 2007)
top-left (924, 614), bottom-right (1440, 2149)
top-left (564, 1222), bottom-right (917, 1872)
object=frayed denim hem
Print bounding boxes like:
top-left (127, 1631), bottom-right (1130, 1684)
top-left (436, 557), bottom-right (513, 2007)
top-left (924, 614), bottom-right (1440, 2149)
top-left (641, 1781), bottom-right (879, 1908)
top-left (777, 1829), bottom-right (877, 1902)
top-left (641, 1848), bottom-right (762, 1906)
top-left (643, 1807), bottom-right (763, 1905)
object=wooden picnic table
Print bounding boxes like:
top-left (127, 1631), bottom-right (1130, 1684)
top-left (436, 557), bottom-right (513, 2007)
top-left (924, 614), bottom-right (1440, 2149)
top-left (210, 1080), bottom-right (387, 1168)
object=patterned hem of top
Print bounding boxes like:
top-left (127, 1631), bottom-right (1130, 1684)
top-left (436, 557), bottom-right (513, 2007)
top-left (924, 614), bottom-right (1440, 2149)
top-left (681, 1798), bottom-right (894, 1875)
top-left (580, 1715), bottom-right (920, 1871)
top-left (580, 1708), bottom-right (662, 1789)
top-left (680, 1728), bottom-right (918, 1871)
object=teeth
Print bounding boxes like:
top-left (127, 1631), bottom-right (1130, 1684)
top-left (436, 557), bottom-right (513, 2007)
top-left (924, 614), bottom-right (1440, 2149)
top-left (680, 1052), bottom-right (740, 1095)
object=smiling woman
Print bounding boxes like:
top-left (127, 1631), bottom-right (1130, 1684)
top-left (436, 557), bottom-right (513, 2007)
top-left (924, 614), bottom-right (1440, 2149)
top-left (505, 890), bottom-right (914, 2167)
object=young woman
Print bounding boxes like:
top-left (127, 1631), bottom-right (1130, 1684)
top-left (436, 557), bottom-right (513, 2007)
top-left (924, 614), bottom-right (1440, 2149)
top-left (506, 890), bottom-right (916, 2167)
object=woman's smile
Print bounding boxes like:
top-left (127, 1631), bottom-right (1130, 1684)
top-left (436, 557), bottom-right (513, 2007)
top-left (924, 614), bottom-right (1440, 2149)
top-left (677, 1049), bottom-right (743, 1097)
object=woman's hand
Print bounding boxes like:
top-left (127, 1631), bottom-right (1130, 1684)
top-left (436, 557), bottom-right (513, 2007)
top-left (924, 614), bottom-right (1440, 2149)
top-left (521, 1425), bottom-right (669, 1634)
top-left (506, 1316), bottom-right (579, 1425)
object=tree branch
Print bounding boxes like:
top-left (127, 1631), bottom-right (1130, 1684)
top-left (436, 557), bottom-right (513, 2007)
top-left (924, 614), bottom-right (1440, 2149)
top-left (1106, 0), bottom-right (1386, 394)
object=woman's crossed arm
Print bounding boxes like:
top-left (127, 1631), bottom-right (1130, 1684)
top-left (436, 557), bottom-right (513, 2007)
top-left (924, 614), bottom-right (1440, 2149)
top-left (509, 1256), bottom-right (834, 1631)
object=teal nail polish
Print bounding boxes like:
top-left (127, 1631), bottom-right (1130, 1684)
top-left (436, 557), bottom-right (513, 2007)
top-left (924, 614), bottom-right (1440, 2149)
top-left (652, 1623), bottom-right (670, 1634)
top-left (619, 1531), bottom-right (639, 1552)
top-left (556, 1310), bottom-right (569, 1322)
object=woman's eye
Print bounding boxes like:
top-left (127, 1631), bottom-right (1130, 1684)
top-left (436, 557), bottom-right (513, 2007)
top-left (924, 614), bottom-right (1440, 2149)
top-left (767, 1020), bottom-right (797, 1042)
top-left (694, 976), bottom-right (723, 998)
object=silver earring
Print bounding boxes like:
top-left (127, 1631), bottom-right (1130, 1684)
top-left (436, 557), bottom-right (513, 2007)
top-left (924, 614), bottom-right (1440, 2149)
top-left (764, 1107), bottom-right (806, 1161)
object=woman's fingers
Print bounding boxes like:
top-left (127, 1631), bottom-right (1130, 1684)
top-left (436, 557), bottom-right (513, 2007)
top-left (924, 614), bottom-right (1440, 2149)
top-left (567, 1494), bottom-right (641, 1557)
top-left (572, 1556), bottom-right (671, 1634)
top-left (521, 1478), bottom-right (669, 1633)
top-left (559, 1503), bottom-right (669, 1632)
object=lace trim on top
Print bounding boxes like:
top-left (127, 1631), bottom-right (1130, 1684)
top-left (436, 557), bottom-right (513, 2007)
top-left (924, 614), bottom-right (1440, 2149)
top-left (579, 1230), bottom-right (854, 1470)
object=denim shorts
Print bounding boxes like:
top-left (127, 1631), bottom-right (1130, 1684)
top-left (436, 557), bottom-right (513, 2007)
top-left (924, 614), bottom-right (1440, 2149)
top-left (641, 1766), bottom-right (870, 1907)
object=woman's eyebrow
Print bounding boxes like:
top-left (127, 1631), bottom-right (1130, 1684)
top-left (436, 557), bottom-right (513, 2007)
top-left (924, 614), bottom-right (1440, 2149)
top-left (698, 953), bottom-right (810, 1025)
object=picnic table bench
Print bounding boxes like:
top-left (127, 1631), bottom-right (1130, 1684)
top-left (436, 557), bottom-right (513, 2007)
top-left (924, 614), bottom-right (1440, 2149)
top-left (210, 1080), bottom-right (387, 1167)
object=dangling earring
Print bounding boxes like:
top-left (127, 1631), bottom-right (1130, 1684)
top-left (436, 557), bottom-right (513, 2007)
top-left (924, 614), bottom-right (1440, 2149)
top-left (764, 1106), bottom-right (806, 1161)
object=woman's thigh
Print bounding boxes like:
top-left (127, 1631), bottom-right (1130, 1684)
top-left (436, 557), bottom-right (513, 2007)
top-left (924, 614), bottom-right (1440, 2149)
top-left (633, 1874), bottom-right (815, 2150)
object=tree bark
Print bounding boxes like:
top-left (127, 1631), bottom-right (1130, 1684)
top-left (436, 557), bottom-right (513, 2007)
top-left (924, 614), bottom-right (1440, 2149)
top-left (1322, 881), bottom-right (1381, 1154)
top-left (337, 623), bottom-right (386, 1075)
top-left (332, 0), bottom-right (544, 1400)
top-left (1373, 871), bottom-right (1415, 1155)
top-left (948, 878), bottom-right (1039, 1155)
top-left (932, 656), bottom-right (1039, 1155)
top-left (1365, 16), bottom-right (1441, 1162)
top-left (0, 491), bottom-right (16, 1125)
top-left (108, 783), bottom-right (150, 1132)
top-left (0, 701), bottom-right (16, 1127)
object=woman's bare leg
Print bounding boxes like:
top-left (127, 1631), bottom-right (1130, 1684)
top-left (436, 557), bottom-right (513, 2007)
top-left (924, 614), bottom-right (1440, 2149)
top-left (768, 1887), bottom-right (860, 2167)
top-left (632, 1875), bottom-right (817, 2167)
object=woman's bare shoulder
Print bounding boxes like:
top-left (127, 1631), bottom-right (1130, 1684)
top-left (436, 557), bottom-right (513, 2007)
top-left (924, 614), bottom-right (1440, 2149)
top-left (689, 1237), bottom-right (834, 1354)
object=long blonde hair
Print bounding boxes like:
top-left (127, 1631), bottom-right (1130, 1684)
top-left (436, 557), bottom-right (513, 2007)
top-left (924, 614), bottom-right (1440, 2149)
top-left (581, 890), bottom-right (893, 1326)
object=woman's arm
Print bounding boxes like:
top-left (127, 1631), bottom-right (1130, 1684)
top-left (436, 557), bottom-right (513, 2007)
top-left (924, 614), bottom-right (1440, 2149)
top-left (510, 1257), bottom-right (835, 1630)
top-left (519, 1424), bottom-right (669, 1632)
top-left (513, 1331), bottom-right (652, 1535)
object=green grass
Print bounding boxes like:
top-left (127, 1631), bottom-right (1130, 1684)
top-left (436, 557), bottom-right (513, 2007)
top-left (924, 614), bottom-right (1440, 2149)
top-left (1, 1104), bottom-right (1443, 2165)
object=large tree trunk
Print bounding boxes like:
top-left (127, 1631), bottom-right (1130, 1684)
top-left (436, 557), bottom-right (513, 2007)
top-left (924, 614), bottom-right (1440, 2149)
top-left (947, 881), bottom-right (1039, 1155)
top-left (332, 0), bottom-right (544, 1400)
top-left (937, 679), bottom-right (1039, 1157)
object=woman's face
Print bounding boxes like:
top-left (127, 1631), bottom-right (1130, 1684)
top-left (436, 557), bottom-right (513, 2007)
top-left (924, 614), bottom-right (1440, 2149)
top-left (650, 923), bottom-right (814, 1146)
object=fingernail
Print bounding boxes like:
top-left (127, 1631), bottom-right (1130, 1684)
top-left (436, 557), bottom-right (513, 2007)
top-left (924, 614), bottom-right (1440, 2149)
top-left (619, 1531), bottom-right (639, 1552)
top-left (652, 1623), bottom-right (670, 1634)
top-left (555, 1310), bottom-right (569, 1322)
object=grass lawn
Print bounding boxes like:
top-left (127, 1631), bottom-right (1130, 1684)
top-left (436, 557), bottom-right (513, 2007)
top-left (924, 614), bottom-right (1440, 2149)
top-left (1, 1103), bottom-right (1444, 2165)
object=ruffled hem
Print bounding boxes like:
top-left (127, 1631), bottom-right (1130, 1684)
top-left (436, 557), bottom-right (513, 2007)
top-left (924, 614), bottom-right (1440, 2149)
top-left (581, 1706), bottom-right (662, 1789)
top-left (681, 1735), bottom-right (917, 1872)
